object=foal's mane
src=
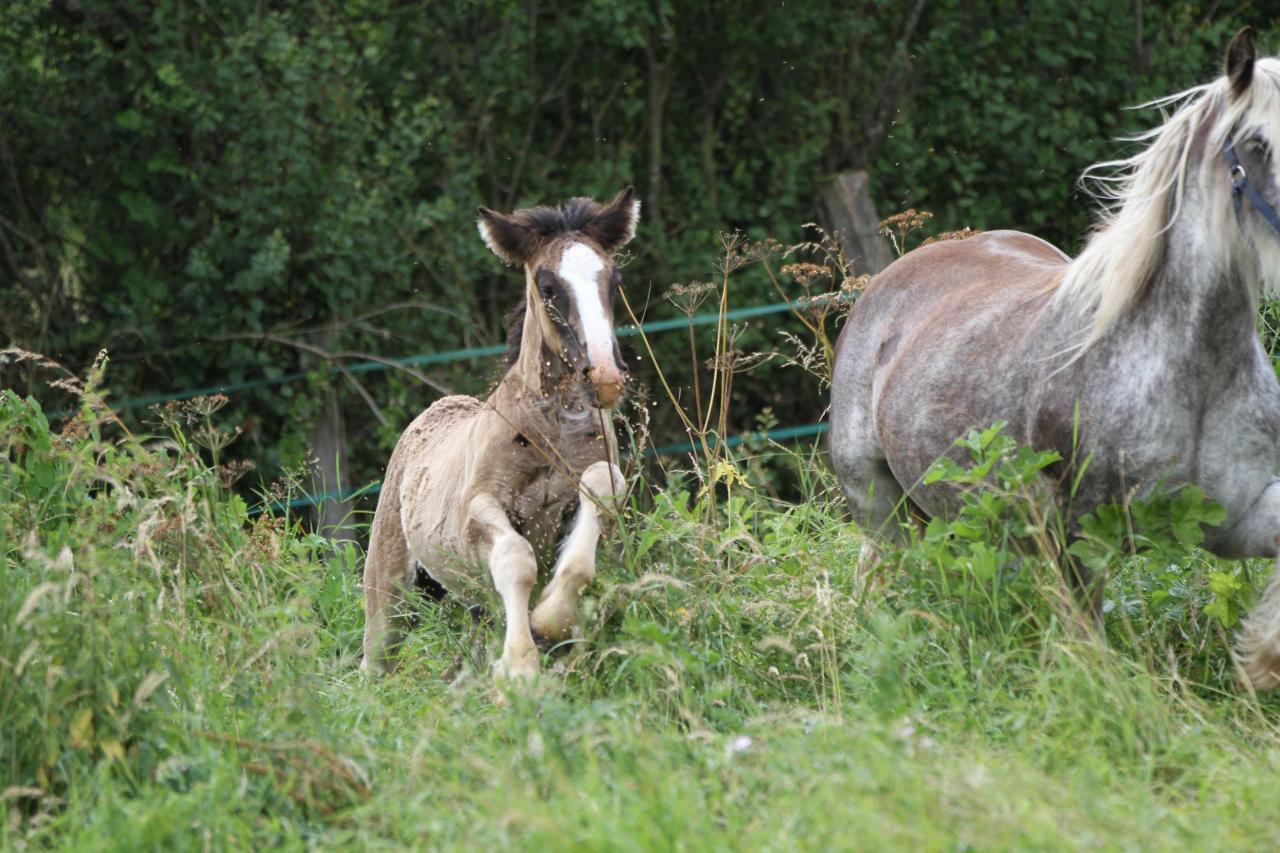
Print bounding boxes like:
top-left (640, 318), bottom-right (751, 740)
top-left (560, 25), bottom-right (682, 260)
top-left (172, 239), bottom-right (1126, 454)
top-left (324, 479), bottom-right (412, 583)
top-left (1054, 58), bottom-right (1280, 349)
top-left (503, 301), bottom-right (527, 367)
top-left (509, 197), bottom-right (610, 238)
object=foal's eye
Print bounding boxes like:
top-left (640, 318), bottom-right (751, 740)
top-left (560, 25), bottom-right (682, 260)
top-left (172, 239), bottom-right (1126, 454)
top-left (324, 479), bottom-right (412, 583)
top-left (535, 270), bottom-right (558, 300)
top-left (1247, 138), bottom-right (1271, 158)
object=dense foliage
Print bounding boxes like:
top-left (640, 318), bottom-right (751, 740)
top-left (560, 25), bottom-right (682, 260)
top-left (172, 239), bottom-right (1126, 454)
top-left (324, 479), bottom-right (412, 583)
top-left (3, 1), bottom-right (1275, 492)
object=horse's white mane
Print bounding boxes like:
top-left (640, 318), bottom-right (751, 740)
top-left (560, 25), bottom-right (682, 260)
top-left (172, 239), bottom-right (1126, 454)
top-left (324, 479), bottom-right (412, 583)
top-left (1055, 57), bottom-right (1280, 349)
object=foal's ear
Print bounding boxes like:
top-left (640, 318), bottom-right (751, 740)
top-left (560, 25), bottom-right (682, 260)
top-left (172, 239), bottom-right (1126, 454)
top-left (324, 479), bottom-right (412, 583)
top-left (584, 186), bottom-right (641, 252)
top-left (1226, 26), bottom-right (1257, 98)
top-left (476, 207), bottom-right (537, 266)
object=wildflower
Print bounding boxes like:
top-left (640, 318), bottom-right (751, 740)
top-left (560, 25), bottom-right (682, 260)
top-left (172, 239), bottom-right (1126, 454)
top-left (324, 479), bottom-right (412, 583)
top-left (781, 262), bottom-right (831, 287)
top-left (922, 227), bottom-right (982, 246)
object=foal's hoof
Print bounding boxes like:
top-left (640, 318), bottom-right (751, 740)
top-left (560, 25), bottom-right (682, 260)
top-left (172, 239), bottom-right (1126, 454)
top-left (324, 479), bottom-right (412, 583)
top-left (359, 654), bottom-right (394, 678)
top-left (530, 601), bottom-right (582, 646)
top-left (1241, 646), bottom-right (1280, 691)
top-left (492, 650), bottom-right (539, 683)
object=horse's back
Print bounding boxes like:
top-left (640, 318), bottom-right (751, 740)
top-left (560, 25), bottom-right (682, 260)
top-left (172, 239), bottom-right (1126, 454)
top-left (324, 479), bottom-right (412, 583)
top-left (859, 230), bottom-right (1065, 303)
top-left (830, 230), bottom-right (1069, 519)
top-left (834, 230), bottom-right (1066, 408)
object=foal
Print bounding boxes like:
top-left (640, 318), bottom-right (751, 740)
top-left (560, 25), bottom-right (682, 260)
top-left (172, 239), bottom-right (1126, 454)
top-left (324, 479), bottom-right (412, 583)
top-left (362, 188), bottom-right (638, 680)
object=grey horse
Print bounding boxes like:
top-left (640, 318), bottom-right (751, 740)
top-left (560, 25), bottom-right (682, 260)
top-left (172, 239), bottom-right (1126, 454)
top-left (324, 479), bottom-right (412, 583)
top-left (830, 29), bottom-right (1280, 689)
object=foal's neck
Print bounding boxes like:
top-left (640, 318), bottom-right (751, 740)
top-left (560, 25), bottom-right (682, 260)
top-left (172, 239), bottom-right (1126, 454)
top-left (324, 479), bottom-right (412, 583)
top-left (501, 280), bottom-right (594, 427)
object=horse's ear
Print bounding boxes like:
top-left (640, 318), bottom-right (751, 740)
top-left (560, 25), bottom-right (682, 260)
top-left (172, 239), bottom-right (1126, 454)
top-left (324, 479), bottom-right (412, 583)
top-left (584, 186), bottom-right (640, 252)
top-left (476, 206), bottom-right (536, 266)
top-left (1226, 26), bottom-right (1257, 97)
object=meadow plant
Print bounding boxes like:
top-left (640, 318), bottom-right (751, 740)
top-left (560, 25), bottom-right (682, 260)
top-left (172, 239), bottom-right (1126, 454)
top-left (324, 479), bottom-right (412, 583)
top-left (6, 258), bottom-right (1280, 846)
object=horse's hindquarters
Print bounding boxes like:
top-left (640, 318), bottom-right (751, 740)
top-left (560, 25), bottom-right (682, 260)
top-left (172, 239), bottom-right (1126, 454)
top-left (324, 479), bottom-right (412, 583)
top-left (830, 232), bottom-right (1068, 531)
top-left (830, 279), bottom-right (911, 536)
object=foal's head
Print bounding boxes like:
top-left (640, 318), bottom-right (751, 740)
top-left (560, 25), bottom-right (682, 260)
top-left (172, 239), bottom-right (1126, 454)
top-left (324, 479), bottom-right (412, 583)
top-left (477, 187), bottom-right (639, 408)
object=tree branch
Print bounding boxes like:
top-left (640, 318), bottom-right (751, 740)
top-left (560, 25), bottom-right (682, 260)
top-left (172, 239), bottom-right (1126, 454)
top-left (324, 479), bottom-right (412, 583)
top-left (216, 331), bottom-right (454, 396)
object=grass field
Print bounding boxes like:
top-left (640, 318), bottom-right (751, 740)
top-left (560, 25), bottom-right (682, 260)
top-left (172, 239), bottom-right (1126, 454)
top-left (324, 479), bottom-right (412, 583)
top-left (6, 383), bottom-right (1280, 852)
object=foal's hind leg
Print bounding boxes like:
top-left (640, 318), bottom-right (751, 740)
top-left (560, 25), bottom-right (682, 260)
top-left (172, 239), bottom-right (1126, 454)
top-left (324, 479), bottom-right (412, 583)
top-left (531, 461), bottom-right (625, 644)
top-left (468, 493), bottom-right (540, 680)
top-left (362, 504), bottom-right (415, 674)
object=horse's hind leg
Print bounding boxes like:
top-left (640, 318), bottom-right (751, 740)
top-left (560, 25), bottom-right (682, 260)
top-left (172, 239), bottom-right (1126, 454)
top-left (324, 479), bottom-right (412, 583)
top-left (830, 332), bottom-right (912, 545)
top-left (361, 502), bottom-right (415, 674)
top-left (531, 461), bottom-right (625, 644)
top-left (468, 493), bottom-right (540, 680)
top-left (831, 426), bottom-right (910, 546)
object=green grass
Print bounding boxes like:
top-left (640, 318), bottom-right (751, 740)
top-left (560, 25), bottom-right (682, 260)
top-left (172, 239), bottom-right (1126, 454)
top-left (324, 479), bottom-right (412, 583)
top-left (7, 391), bottom-right (1280, 851)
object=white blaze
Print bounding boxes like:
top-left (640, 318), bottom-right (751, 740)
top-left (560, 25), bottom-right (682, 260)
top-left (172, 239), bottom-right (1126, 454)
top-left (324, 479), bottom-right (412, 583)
top-left (558, 243), bottom-right (614, 370)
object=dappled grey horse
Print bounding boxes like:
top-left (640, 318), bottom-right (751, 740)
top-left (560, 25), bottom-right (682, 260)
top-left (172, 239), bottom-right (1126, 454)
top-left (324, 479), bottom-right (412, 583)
top-left (830, 29), bottom-right (1280, 689)
top-left (362, 189), bottom-right (638, 681)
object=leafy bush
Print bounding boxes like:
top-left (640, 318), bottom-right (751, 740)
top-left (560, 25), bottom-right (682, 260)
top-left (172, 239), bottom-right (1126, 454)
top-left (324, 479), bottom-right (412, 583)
top-left (876, 419), bottom-right (1265, 693)
top-left (4, 1), bottom-right (1272, 492)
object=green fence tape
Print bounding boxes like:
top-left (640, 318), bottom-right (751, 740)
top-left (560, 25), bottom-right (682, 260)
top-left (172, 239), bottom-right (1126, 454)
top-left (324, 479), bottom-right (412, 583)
top-left (107, 300), bottom-right (802, 412)
top-left (646, 421), bottom-right (830, 457)
top-left (254, 419), bottom-right (829, 515)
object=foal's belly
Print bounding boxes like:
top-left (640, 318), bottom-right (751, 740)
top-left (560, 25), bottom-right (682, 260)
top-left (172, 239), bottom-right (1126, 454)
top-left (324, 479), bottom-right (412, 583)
top-left (510, 468), bottom-right (577, 564)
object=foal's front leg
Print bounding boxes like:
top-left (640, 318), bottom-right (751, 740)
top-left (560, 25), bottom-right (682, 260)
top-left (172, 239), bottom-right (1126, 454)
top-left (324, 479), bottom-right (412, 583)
top-left (468, 493), bottom-right (540, 680)
top-left (531, 461), bottom-right (625, 643)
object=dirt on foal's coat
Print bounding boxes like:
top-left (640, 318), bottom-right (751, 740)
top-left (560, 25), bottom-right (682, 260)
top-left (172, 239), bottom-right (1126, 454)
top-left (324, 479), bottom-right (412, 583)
top-left (361, 189), bottom-right (638, 680)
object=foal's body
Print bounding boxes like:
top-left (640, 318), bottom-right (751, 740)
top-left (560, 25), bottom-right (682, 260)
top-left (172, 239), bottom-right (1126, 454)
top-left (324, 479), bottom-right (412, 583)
top-left (362, 190), bottom-right (638, 679)
top-left (363, 364), bottom-right (620, 678)
top-left (830, 30), bottom-right (1280, 687)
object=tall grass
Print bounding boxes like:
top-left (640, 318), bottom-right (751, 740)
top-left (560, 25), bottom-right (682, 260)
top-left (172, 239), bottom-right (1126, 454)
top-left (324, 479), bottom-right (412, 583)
top-left (6, 238), bottom-right (1280, 848)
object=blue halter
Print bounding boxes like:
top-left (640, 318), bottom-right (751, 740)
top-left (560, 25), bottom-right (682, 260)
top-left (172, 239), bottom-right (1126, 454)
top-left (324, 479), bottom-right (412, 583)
top-left (1223, 139), bottom-right (1280, 237)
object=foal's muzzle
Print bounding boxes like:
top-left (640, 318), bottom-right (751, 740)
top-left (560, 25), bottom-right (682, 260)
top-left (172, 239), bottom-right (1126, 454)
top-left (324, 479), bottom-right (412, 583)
top-left (588, 364), bottom-right (626, 409)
